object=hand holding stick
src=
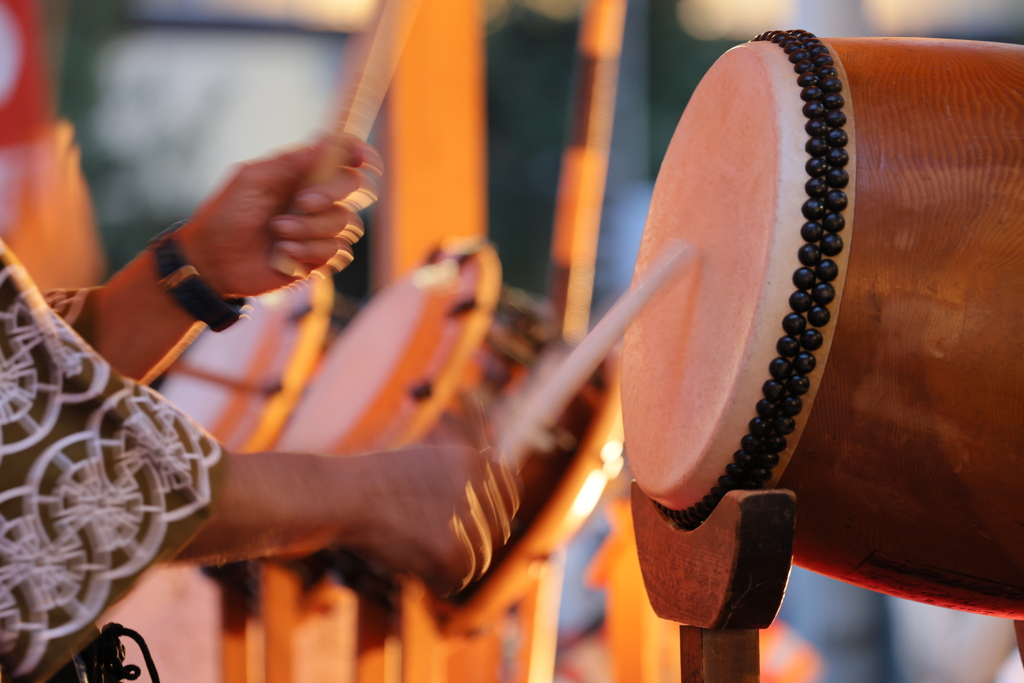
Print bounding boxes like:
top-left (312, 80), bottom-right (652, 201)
top-left (268, 0), bottom-right (423, 278)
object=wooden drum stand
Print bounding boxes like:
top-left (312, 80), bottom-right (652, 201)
top-left (631, 482), bottom-right (795, 682)
top-left (633, 482), bottom-right (1024, 682)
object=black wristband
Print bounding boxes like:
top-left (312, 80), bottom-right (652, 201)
top-left (149, 222), bottom-right (244, 332)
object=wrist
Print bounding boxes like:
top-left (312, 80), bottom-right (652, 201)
top-left (174, 221), bottom-right (228, 297)
top-left (149, 222), bottom-right (244, 332)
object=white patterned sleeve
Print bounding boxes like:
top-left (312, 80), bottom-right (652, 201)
top-left (0, 242), bottom-right (228, 683)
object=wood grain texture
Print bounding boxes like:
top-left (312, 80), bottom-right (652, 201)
top-left (778, 38), bottom-right (1024, 617)
top-left (631, 483), bottom-right (794, 629)
top-left (679, 627), bottom-right (759, 683)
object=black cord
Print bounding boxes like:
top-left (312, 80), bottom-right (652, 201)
top-left (97, 623), bottom-right (161, 683)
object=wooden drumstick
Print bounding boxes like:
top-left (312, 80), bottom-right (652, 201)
top-left (269, 0), bottom-right (423, 278)
top-left (500, 240), bottom-right (697, 470)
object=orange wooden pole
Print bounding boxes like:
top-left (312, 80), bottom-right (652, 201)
top-left (547, 0), bottom-right (628, 343)
top-left (374, 0), bottom-right (488, 287)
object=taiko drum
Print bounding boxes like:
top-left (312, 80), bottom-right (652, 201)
top-left (622, 36), bottom-right (1024, 617)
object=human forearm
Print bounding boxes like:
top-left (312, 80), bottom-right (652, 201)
top-left (174, 445), bottom-right (519, 597)
top-left (175, 450), bottom-right (360, 565)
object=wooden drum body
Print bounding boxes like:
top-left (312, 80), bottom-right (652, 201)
top-left (623, 37), bottom-right (1024, 616)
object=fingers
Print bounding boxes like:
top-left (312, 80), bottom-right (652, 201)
top-left (276, 238), bottom-right (354, 268)
top-left (463, 482), bottom-right (495, 578)
top-left (447, 456), bottom-right (521, 590)
top-left (293, 167), bottom-right (380, 215)
top-left (271, 208), bottom-right (363, 242)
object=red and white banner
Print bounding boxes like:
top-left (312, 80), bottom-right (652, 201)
top-left (0, 0), bottom-right (105, 289)
top-left (0, 0), bottom-right (50, 145)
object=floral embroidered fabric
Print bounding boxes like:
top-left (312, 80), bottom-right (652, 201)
top-left (0, 242), bottom-right (226, 683)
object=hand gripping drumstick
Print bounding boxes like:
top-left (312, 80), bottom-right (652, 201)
top-left (499, 240), bottom-right (697, 470)
top-left (269, 0), bottom-right (423, 278)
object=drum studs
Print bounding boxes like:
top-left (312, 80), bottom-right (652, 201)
top-left (764, 435), bottom-right (788, 452)
top-left (781, 396), bottom-right (803, 416)
top-left (801, 86), bottom-right (824, 101)
top-left (725, 463), bottom-right (747, 480)
top-left (734, 450), bottom-right (756, 466)
top-left (772, 417), bottom-right (796, 435)
top-left (749, 418), bottom-right (772, 436)
top-left (798, 72), bottom-right (819, 88)
top-left (806, 118), bottom-right (828, 136)
top-left (762, 380), bottom-right (787, 401)
top-left (814, 54), bottom-right (835, 68)
top-left (801, 221), bottom-right (824, 242)
top-left (823, 92), bottom-right (845, 109)
top-left (826, 167), bottom-right (849, 188)
top-left (410, 381), bottom-right (433, 400)
top-left (756, 399), bottom-right (781, 418)
top-left (790, 50), bottom-right (811, 64)
top-left (793, 352), bottom-right (816, 374)
top-left (822, 212), bottom-right (845, 231)
top-left (803, 101), bottom-right (827, 118)
top-left (741, 434), bottom-right (764, 453)
top-left (806, 137), bottom-right (829, 156)
top-left (777, 335), bottom-right (801, 357)
top-left (799, 329), bottom-right (823, 351)
top-left (825, 110), bottom-right (847, 127)
top-left (820, 76), bottom-right (844, 93)
top-left (821, 234), bottom-right (844, 257)
top-left (815, 259), bottom-right (839, 281)
top-left (786, 375), bottom-right (811, 396)
top-left (793, 267), bottom-right (817, 289)
top-left (758, 452), bottom-right (780, 468)
top-left (449, 297), bottom-right (477, 316)
top-left (783, 312), bottom-right (807, 335)
top-left (808, 305), bottom-right (831, 327)
top-left (798, 243), bottom-right (823, 265)
top-left (789, 291), bottom-right (813, 313)
top-left (802, 198), bottom-right (826, 219)
top-left (826, 147), bottom-right (850, 167)
top-left (812, 282), bottom-right (836, 305)
top-left (806, 157), bottom-right (828, 176)
top-left (795, 60), bottom-right (815, 74)
top-left (825, 190), bottom-right (848, 211)
top-left (826, 128), bottom-right (849, 147)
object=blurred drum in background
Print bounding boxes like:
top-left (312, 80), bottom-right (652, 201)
top-left (623, 35), bottom-right (1024, 617)
top-left (158, 276), bottom-right (334, 452)
top-left (275, 241), bottom-right (501, 454)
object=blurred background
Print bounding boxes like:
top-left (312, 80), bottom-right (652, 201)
top-left (7, 0), bottom-right (1024, 681)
